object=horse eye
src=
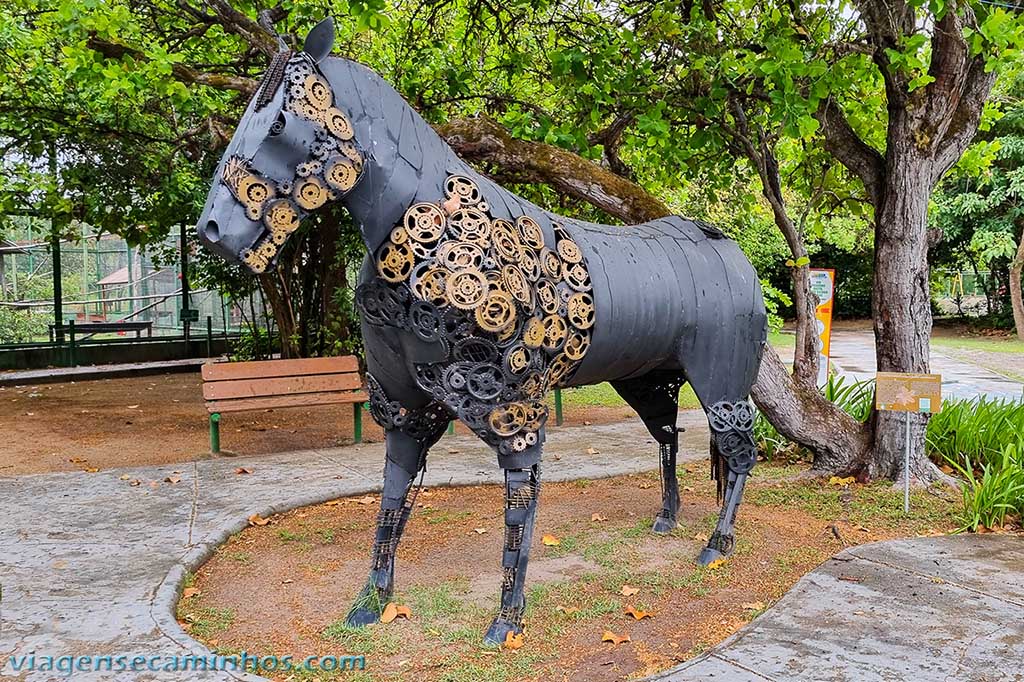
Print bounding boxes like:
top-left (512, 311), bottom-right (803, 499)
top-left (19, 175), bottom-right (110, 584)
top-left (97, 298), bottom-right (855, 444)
top-left (270, 113), bottom-right (286, 136)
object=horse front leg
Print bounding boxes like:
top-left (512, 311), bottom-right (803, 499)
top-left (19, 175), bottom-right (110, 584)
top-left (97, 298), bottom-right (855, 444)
top-left (347, 426), bottom-right (439, 626)
top-left (483, 459), bottom-right (542, 646)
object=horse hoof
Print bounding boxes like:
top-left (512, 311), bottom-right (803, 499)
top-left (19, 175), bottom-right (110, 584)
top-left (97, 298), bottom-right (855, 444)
top-left (483, 618), bottom-right (522, 647)
top-left (345, 607), bottom-right (380, 628)
top-left (697, 546), bottom-right (725, 566)
top-left (651, 515), bottom-right (677, 534)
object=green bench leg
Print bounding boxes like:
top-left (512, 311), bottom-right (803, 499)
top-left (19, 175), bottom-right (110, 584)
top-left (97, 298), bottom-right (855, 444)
top-left (555, 388), bottom-right (564, 426)
top-left (447, 420), bottom-right (455, 435)
top-left (354, 402), bottom-right (363, 444)
top-left (209, 413), bottom-right (221, 454)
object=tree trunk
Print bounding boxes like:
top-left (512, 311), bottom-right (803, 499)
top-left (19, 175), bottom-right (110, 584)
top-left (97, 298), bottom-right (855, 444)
top-left (751, 346), bottom-right (873, 470)
top-left (1010, 232), bottom-right (1024, 342)
top-left (258, 272), bottom-right (299, 358)
top-left (862, 153), bottom-right (938, 482)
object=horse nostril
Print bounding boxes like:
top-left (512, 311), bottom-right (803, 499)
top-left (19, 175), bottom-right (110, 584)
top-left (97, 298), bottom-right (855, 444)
top-left (203, 220), bottom-right (220, 243)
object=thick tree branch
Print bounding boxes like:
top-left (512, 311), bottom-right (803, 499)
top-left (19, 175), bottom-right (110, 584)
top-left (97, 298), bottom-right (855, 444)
top-left (86, 36), bottom-right (258, 96)
top-left (588, 112), bottom-right (636, 178)
top-left (815, 97), bottom-right (886, 208)
top-left (437, 114), bottom-right (671, 223)
top-left (201, 0), bottom-right (280, 57)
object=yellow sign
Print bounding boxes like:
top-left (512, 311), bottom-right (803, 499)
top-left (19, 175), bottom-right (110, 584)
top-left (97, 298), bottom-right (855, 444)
top-left (809, 269), bottom-right (835, 386)
top-left (875, 372), bottom-right (942, 413)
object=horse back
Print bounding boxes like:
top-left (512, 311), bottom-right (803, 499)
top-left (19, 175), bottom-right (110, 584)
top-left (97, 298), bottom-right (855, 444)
top-left (566, 215), bottom-right (766, 387)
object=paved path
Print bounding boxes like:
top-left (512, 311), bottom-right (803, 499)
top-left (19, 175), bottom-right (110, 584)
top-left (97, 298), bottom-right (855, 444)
top-left (829, 331), bottom-right (1024, 401)
top-left (650, 534), bottom-right (1024, 682)
top-left (0, 417), bottom-right (707, 681)
top-left (0, 358), bottom-right (213, 387)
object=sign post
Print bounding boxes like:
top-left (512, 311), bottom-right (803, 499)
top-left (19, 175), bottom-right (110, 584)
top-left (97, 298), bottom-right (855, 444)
top-left (809, 269), bottom-right (835, 387)
top-left (875, 372), bottom-right (943, 513)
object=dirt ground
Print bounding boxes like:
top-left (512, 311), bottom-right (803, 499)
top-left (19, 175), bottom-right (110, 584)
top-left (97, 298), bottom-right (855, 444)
top-left (178, 465), bottom-right (962, 682)
top-left (0, 372), bottom-right (634, 476)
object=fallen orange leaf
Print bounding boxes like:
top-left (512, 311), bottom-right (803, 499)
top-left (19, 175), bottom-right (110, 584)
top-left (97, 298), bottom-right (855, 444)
top-left (625, 606), bottom-right (653, 620)
top-left (741, 601), bottom-right (765, 611)
top-left (84, 467), bottom-right (99, 473)
top-left (503, 631), bottom-right (524, 649)
top-left (705, 558), bottom-right (727, 570)
top-left (591, 513), bottom-right (607, 522)
top-left (381, 602), bottom-right (412, 624)
top-left (353, 495), bottom-right (376, 505)
top-left (541, 534), bottom-right (561, 546)
top-left (602, 630), bottom-right (631, 645)
top-left (620, 584), bottom-right (640, 597)
top-left (182, 587), bottom-right (201, 599)
top-left (164, 475), bottom-right (181, 484)
top-left (248, 514), bottom-right (270, 526)
top-left (234, 467), bottom-right (253, 475)
top-left (556, 605), bottom-right (580, 615)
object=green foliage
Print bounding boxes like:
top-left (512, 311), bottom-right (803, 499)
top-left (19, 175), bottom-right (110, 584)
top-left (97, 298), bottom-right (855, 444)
top-left (926, 397), bottom-right (1024, 470)
top-left (0, 306), bottom-right (48, 343)
top-left (945, 441), bottom-right (1024, 532)
top-left (230, 326), bottom-right (273, 362)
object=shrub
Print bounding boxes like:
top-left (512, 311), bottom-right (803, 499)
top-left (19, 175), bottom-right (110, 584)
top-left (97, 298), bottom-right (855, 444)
top-left (945, 441), bottom-right (1024, 532)
top-left (926, 397), bottom-right (1024, 471)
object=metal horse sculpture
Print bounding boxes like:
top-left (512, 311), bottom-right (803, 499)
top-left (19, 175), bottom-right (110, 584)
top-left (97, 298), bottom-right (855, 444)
top-left (198, 19), bottom-right (767, 645)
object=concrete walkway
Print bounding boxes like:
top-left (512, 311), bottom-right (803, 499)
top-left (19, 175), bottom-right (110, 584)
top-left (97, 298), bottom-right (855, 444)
top-left (0, 357), bottom-right (212, 387)
top-left (829, 331), bottom-right (1024, 402)
top-left (0, 417), bottom-right (706, 681)
top-left (651, 534), bottom-right (1024, 682)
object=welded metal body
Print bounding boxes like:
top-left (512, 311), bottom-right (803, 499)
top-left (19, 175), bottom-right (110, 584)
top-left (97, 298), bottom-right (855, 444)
top-left (196, 19), bottom-right (767, 646)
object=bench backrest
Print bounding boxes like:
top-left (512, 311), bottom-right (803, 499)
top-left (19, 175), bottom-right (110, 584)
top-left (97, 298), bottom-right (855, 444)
top-left (201, 355), bottom-right (366, 413)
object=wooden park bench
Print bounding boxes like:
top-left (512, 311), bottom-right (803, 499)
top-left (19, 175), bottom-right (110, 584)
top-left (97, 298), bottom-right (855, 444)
top-left (201, 355), bottom-right (368, 454)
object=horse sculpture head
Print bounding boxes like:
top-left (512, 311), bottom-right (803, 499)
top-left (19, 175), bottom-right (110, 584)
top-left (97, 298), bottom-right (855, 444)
top-left (197, 18), bottom-right (364, 274)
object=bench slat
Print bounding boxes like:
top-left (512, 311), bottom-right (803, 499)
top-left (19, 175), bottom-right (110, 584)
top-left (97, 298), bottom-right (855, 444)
top-left (203, 372), bottom-right (362, 400)
top-left (202, 356), bottom-right (359, 382)
top-left (207, 391), bottom-right (368, 413)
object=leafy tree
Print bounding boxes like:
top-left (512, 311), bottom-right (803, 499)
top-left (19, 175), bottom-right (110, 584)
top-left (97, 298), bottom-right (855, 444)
top-left (933, 67), bottom-right (1024, 338)
top-left (3, 0), bottom-right (1021, 482)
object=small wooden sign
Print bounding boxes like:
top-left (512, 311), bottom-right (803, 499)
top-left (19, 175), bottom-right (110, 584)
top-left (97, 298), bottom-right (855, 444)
top-left (875, 372), bottom-right (942, 413)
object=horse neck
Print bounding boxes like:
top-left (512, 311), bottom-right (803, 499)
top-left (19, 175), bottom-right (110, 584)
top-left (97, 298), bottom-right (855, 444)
top-left (321, 57), bottom-right (459, 254)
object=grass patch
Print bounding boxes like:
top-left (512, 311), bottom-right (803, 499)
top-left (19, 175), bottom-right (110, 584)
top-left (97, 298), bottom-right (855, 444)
top-left (226, 551), bottom-right (253, 564)
top-left (745, 477), bottom-right (956, 529)
top-left (545, 381), bottom-right (701, 410)
top-left (421, 508), bottom-right (474, 525)
top-left (277, 529), bottom-right (308, 543)
top-left (931, 335), bottom-right (1024, 354)
top-left (767, 330), bottom-right (795, 351)
top-left (405, 578), bottom-right (469, 623)
top-left (181, 607), bottom-right (235, 638)
top-left (321, 621), bottom-right (402, 656)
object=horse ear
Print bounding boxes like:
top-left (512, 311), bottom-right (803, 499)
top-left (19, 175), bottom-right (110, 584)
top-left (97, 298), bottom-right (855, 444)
top-left (303, 18), bottom-right (335, 63)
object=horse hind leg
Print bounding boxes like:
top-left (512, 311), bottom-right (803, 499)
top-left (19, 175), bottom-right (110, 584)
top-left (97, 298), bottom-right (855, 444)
top-left (697, 399), bottom-right (757, 566)
top-left (611, 371), bottom-right (686, 534)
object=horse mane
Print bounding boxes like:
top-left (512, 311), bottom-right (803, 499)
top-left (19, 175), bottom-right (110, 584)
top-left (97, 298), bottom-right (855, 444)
top-left (254, 50), bottom-right (293, 110)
